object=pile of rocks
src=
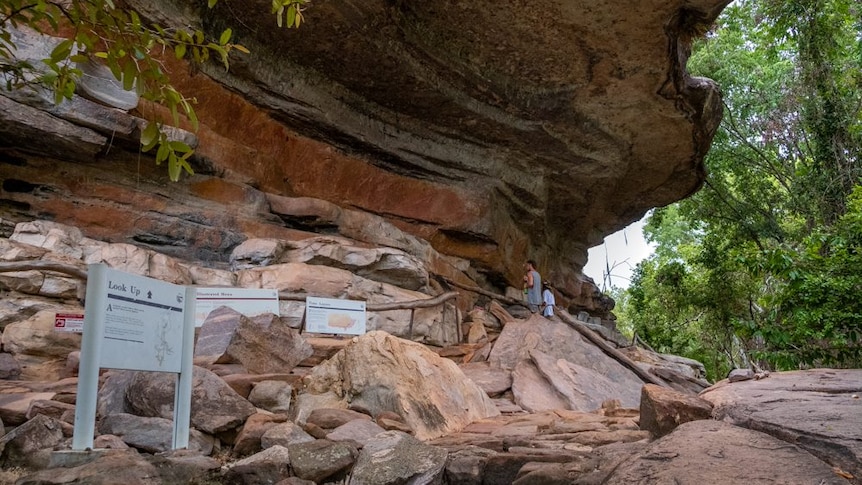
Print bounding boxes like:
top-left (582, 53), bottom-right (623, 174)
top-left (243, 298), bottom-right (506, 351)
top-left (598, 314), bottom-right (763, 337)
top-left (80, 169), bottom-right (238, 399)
top-left (0, 219), bottom-right (859, 484)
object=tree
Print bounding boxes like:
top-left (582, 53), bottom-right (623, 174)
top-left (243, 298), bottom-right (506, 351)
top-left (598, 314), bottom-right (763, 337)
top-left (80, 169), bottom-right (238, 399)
top-left (617, 0), bottom-right (862, 379)
top-left (0, 0), bottom-right (308, 180)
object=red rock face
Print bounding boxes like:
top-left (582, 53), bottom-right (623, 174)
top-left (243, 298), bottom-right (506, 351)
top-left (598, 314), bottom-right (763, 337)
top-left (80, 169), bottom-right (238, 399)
top-left (161, 60), bottom-right (528, 284)
top-left (0, 0), bottom-right (730, 314)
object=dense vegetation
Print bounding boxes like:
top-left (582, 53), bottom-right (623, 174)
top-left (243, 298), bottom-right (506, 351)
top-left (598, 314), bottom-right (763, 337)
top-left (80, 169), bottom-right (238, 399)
top-left (615, 0), bottom-right (862, 381)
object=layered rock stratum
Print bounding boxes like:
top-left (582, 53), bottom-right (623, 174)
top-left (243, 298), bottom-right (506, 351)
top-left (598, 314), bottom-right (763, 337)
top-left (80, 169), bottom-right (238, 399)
top-left (1, 0), bottom-right (728, 309)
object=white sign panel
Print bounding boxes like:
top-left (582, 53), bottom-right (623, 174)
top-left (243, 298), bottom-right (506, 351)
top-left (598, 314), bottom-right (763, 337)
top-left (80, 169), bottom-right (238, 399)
top-left (100, 268), bottom-right (186, 372)
top-left (305, 297), bottom-right (367, 335)
top-left (55, 313), bottom-right (84, 333)
top-left (194, 287), bottom-right (280, 327)
top-left (74, 263), bottom-right (196, 452)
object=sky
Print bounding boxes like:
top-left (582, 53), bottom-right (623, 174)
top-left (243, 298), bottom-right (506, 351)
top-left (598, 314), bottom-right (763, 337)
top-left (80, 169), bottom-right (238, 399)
top-left (583, 214), bottom-right (655, 291)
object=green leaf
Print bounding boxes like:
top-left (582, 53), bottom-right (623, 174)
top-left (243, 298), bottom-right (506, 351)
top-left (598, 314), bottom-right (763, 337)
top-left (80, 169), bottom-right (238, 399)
top-left (187, 107), bottom-right (199, 131)
top-left (140, 122), bottom-right (159, 151)
top-left (122, 61), bottom-right (136, 91)
top-left (168, 154), bottom-right (181, 181)
top-left (219, 28), bottom-right (232, 46)
top-left (50, 39), bottom-right (73, 63)
top-left (287, 5), bottom-right (296, 28)
top-left (156, 142), bottom-right (169, 163)
top-left (174, 43), bottom-right (186, 59)
top-left (208, 0), bottom-right (218, 8)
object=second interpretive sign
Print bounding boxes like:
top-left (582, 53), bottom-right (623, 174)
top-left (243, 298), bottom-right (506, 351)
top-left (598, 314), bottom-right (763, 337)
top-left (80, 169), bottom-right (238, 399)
top-left (305, 296), bottom-right (367, 335)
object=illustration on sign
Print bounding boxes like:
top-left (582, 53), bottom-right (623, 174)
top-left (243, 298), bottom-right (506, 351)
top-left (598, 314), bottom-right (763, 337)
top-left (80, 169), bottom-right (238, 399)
top-left (194, 288), bottom-right (280, 327)
top-left (305, 296), bottom-right (367, 335)
top-left (100, 270), bottom-right (186, 373)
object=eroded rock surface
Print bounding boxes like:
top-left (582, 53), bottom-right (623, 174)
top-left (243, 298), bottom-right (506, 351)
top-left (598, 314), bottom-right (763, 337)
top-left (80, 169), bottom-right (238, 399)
top-left (604, 420), bottom-right (848, 484)
top-left (701, 369), bottom-right (862, 480)
top-left (1, 0), bottom-right (728, 312)
top-left (302, 331), bottom-right (500, 440)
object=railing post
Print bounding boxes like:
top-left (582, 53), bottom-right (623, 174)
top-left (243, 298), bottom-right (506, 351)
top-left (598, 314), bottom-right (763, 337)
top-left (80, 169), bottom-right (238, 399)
top-left (408, 309), bottom-right (415, 340)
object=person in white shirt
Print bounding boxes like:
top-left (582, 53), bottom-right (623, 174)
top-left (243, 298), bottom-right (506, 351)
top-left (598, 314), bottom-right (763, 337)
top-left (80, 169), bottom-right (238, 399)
top-left (541, 281), bottom-right (556, 317)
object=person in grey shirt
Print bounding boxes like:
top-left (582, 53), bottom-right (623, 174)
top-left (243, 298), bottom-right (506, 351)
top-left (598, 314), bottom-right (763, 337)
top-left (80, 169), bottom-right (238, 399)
top-left (523, 260), bottom-right (542, 313)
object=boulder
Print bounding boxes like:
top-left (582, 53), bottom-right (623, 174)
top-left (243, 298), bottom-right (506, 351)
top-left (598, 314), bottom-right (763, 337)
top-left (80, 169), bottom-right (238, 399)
top-left (638, 383), bottom-right (713, 438)
top-left (546, 349), bottom-right (638, 410)
top-left (375, 412), bottom-right (414, 435)
top-left (490, 317), bottom-right (645, 410)
top-left (0, 293), bottom-right (60, 329)
top-left (0, 392), bottom-right (56, 426)
top-left (0, 414), bottom-right (64, 466)
top-left (288, 439), bottom-right (358, 483)
top-left (620, 345), bottom-right (710, 393)
top-left (223, 445), bottom-right (292, 485)
top-left (291, 391), bottom-right (347, 426)
top-left (261, 422), bottom-right (316, 449)
top-left (459, 362), bottom-right (512, 397)
top-left (13, 449), bottom-right (161, 485)
top-left (233, 412), bottom-right (289, 457)
top-left (348, 431), bottom-right (447, 485)
top-left (466, 321), bottom-right (488, 344)
top-left (700, 369), bottom-right (862, 480)
top-left (466, 307), bottom-right (502, 331)
top-left (727, 368), bottom-right (754, 382)
top-left (248, 380), bottom-right (293, 415)
top-left (0, 353), bottom-right (22, 380)
top-left (194, 307), bottom-right (313, 374)
top-left (0, 264), bottom-right (81, 299)
top-left (125, 366), bottom-right (256, 434)
top-left (306, 408), bottom-right (371, 430)
top-left (303, 331), bottom-right (499, 440)
top-left (25, 399), bottom-right (75, 422)
top-left (604, 420), bottom-right (847, 484)
top-left (93, 434), bottom-right (130, 450)
top-left (220, 373), bottom-right (301, 399)
top-left (98, 413), bottom-right (214, 455)
top-left (97, 370), bottom-right (137, 417)
top-left (325, 419), bottom-right (386, 447)
top-left (444, 446), bottom-right (499, 485)
top-left (1, 310), bottom-right (82, 380)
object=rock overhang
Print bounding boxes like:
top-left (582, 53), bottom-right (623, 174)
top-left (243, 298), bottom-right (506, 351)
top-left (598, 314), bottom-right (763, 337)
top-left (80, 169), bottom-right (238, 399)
top-left (166, 0), bottom-right (727, 278)
top-left (0, 0), bottom-right (729, 303)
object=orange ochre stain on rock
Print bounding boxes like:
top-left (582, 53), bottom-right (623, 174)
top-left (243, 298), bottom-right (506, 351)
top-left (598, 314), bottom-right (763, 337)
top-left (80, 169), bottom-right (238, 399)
top-left (164, 59), bottom-right (489, 232)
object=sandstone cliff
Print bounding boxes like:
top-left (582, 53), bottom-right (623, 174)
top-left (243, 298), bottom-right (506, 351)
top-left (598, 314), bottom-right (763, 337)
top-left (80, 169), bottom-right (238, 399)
top-left (0, 0), bottom-right (728, 313)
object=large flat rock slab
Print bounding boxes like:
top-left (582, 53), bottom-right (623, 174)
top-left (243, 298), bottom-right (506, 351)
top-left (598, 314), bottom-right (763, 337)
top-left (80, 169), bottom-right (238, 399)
top-left (604, 419), bottom-right (848, 484)
top-left (700, 369), bottom-right (862, 480)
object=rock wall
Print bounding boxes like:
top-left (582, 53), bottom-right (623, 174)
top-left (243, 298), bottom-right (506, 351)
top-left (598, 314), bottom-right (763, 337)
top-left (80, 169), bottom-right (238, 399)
top-left (0, 0), bottom-right (730, 313)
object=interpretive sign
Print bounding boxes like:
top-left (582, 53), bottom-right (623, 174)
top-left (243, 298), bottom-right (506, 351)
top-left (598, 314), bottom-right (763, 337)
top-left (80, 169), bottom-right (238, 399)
top-left (194, 288), bottom-right (280, 327)
top-left (54, 313), bottom-right (84, 333)
top-left (305, 296), bottom-right (366, 335)
top-left (99, 268), bottom-right (187, 372)
top-left (73, 263), bottom-right (196, 451)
